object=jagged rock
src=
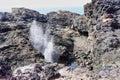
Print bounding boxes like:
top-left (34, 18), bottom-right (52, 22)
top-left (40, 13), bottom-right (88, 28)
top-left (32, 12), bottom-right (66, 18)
top-left (13, 63), bottom-right (44, 80)
top-left (0, 8), bottom-right (89, 68)
top-left (84, 0), bottom-right (120, 71)
top-left (12, 8), bottom-right (47, 22)
top-left (12, 63), bottom-right (62, 80)
top-left (0, 0), bottom-right (119, 79)
top-left (47, 11), bottom-right (89, 32)
top-left (0, 12), bottom-right (14, 21)
top-left (0, 8), bottom-right (91, 68)
top-left (0, 62), bottom-right (12, 77)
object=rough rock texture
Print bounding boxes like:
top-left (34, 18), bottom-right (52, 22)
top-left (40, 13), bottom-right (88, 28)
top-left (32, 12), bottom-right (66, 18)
top-left (0, 0), bottom-right (120, 79)
top-left (0, 8), bottom-right (47, 68)
top-left (84, 0), bottom-right (120, 71)
top-left (12, 8), bottom-right (47, 23)
top-left (0, 8), bottom-right (91, 68)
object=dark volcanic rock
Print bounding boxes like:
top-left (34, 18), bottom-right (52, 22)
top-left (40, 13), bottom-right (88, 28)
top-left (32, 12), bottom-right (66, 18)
top-left (0, 8), bottom-right (89, 68)
top-left (0, 0), bottom-right (120, 79)
top-left (84, 0), bottom-right (120, 71)
top-left (47, 11), bottom-right (89, 32)
top-left (12, 8), bottom-right (47, 22)
top-left (0, 12), bottom-right (14, 21)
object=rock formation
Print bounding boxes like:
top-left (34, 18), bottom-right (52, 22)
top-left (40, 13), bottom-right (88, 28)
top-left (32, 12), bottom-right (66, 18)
top-left (84, 0), bottom-right (120, 71)
top-left (0, 0), bottom-right (120, 79)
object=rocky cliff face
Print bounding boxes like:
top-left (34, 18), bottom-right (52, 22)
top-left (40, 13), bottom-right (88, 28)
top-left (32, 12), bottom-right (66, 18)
top-left (84, 0), bottom-right (120, 71)
top-left (0, 0), bottom-right (120, 79)
top-left (0, 8), bottom-right (91, 68)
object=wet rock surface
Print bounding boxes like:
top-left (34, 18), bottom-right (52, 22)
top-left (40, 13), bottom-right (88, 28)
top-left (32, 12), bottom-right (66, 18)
top-left (0, 0), bottom-right (120, 79)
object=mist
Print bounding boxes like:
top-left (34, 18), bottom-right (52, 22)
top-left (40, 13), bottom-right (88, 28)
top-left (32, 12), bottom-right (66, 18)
top-left (30, 20), bottom-right (59, 62)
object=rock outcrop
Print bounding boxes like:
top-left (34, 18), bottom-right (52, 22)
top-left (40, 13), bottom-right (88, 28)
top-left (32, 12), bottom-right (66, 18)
top-left (0, 0), bottom-right (120, 79)
top-left (0, 8), bottom-right (90, 67)
top-left (84, 0), bottom-right (120, 71)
